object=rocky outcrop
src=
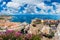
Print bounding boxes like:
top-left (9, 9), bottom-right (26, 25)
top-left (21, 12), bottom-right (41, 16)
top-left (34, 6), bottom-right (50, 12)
top-left (53, 23), bottom-right (60, 40)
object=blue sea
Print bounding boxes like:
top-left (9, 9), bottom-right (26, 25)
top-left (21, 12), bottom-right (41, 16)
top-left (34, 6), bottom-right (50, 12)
top-left (10, 14), bottom-right (60, 24)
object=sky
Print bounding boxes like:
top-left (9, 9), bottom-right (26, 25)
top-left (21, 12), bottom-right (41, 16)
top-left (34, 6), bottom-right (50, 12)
top-left (0, 0), bottom-right (60, 15)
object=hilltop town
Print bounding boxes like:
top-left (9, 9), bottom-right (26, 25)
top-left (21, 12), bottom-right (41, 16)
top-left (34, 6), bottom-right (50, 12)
top-left (0, 16), bottom-right (60, 40)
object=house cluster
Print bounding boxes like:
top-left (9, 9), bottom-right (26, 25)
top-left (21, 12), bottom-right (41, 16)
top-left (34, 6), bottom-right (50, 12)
top-left (0, 16), bottom-right (60, 40)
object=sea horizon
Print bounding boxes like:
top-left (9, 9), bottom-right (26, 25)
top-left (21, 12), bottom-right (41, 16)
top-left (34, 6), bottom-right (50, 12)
top-left (7, 14), bottom-right (60, 24)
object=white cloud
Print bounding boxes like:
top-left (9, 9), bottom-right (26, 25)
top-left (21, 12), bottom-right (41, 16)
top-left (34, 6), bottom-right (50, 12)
top-left (56, 9), bottom-right (60, 14)
top-left (36, 2), bottom-right (46, 9)
top-left (1, 0), bottom-right (60, 15)
top-left (52, 2), bottom-right (60, 14)
top-left (39, 10), bottom-right (46, 14)
top-left (1, 2), bottom-right (6, 7)
top-left (52, 2), bottom-right (60, 6)
top-left (1, 7), bottom-right (19, 15)
top-left (12, 0), bottom-right (42, 4)
top-left (12, 0), bottom-right (51, 5)
top-left (6, 2), bottom-right (20, 9)
top-left (35, 2), bottom-right (56, 14)
top-left (3, 2), bottom-right (6, 5)
top-left (1, 10), bottom-right (11, 15)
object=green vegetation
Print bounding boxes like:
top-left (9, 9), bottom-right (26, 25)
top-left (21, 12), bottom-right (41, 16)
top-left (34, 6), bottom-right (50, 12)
top-left (0, 30), bottom-right (42, 40)
top-left (43, 32), bottom-right (54, 39)
top-left (0, 18), bottom-right (5, 20)
top-left (31, 35), bottom-right (41, 40)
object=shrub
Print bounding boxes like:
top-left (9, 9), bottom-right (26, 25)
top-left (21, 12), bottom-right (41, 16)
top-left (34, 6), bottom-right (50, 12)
top-left (0, 30), bottom-right (42, 40)
top-left (43, 32), bottom-right (54, 39)
top-left (31, 35), bottom-right (41, 40)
